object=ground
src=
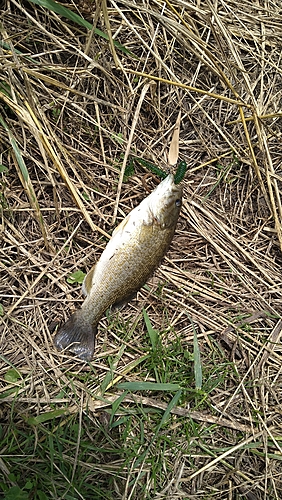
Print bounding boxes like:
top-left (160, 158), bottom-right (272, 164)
top-left (0, 1), bottom-right (282, 499)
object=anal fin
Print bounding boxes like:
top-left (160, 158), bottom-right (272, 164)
top-left (82, 264), bottom-right (97, 297)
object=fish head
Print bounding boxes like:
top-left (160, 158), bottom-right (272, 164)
top-left (149, 173), bottom-right (182, 228)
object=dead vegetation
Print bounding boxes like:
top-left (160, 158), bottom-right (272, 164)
top-left (0, 0), bottom-right (282, 498)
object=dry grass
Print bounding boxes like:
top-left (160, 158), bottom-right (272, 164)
top-left (1, 0), bottom-right (282, 498)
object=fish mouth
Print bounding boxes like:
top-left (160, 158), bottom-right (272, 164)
top-left (153, 173), bottom-right (182, 201)
top-left (147, 173), bottom-right (182, 226)
top-left (157, 173), bottom-right (181, 194)
top-left (164, 174), bottom-right (183, 198)
top-left (163, 173), bottom-right (176, 186)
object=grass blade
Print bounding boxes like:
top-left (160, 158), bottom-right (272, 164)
top-left (186, 313), bottom-right (202, 390)
top-left (26, 409), bottom-right (68, 425)
top-left (143, 308), bottom-right (159, 350)
top-left (28, 0), bottom-right (131, 54)
top-left (117, 382), bottom-right (181, 391)
top-left (0, 113), bottom-right (50, 249)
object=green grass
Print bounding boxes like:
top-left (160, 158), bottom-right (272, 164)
top-left (27, 0), bottom-right (131, 55)
top-left (0, 310), bottom-right (239, 500)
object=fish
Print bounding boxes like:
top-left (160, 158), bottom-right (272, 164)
top-left (53, 173), bottom-right (182, 361)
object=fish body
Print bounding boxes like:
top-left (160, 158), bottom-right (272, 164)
top-left (54, 174), bottom-right (182, 360)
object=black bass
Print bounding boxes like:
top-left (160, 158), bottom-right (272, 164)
top-left (54, 174), bottom-right (182, 361)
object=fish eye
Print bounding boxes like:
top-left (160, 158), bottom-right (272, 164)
top-left (175, 199), bottom-right (181, 207)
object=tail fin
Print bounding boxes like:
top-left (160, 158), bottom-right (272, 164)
top-left (53, 310), bottom-right (96, 361)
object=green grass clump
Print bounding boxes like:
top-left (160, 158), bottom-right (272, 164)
top-left (0, 310), bottom-right (239, 499)
top-left (0, 411), bottom-right (123, 499)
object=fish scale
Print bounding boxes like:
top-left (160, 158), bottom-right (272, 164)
top-left (53, 174), bottom-right (182, 361)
